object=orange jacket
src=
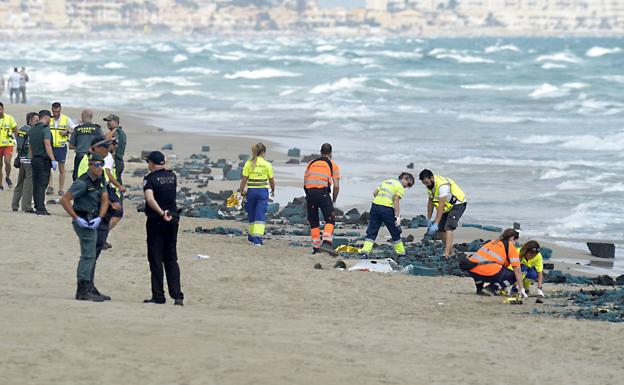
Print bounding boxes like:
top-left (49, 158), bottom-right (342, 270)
top-left (304, 157), bottom-right (340, 189)
top-left (469, 240), bottom-right (520, 276)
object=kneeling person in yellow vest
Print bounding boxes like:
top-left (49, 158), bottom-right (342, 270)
top-left (508, 241), bottom-right (545, 297)
top-left (360, 173), bottom-right (415, 260)
top-left (419, 169), bottom-right (467, 258)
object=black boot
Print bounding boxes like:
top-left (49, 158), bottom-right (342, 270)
top-left (91, 285), bottom-right (111, 301)
top-left (75, 280), bottom-right (106, 302)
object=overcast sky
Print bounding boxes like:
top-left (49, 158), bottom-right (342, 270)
top-left (319, 0), bottom-right (365, 8)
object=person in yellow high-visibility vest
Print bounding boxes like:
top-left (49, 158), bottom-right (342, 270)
top-left (360, 172), bottom-right (415, 260)
top-left (419, 169), bottom-right (467, 258)
top-left (48, 102), bottom-right (76, 196)
top-left (0, 102), bottom-right (18, 190)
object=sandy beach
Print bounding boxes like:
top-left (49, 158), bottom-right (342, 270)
top-left (0, 103), bottom-right (622, 385)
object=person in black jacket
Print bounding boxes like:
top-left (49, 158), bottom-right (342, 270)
top-left (142, 151), bottom-right (183, 306)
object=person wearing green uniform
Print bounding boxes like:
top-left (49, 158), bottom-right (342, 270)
top-left (11, 112), bottom-right (38, 212)
top-left (104, 114), bottom-right (126, 185)
top-left (59, 152), bottom-right (110, 302)
top-left (360, 173), bottom-right (415, 259)
top-left (69, 109), bottom-right (102, 181)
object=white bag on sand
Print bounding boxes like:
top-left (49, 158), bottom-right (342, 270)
top-left (348, 259), bottom-right (399, 273)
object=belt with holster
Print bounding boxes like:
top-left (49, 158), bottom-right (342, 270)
top-left (75, 210), bottom-right (97, 221)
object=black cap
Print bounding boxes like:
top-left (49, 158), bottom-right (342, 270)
top-left (103, 114), bottom-right (120, 122)
top-left (146, 151), bottom-right (165, 165)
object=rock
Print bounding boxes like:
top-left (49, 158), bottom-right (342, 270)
top-left (314, 263), bottom-right (323, 270)
top-left (334, 261), bottom-right (347, 269)
top-left (462, 223), bottom-right (483, 229)
top-left (543, 263), bottom-right (555, 270)
top-left (140, 150), bottom-right (153, 159)
top-left (408, 215), bottom-right (428, 228)
top-left (239, 154), bottom-right (250, 161)
top-left (359, 212), bottom-right (370, 225)
top-left (406, 162), bottom-right (414, 169)
top-left (587, 242), bottom-right (615, 259)
top-left (411, 264), bottom-right (437, 276)
top-left (201, 145), bottom-right (210, 152)
top-left (127, 156), bottom-right (143, 163)
top-left (286, 158), bottom-right (300, 164)
top-left (540, 247), bottom-right (553, 260)
top-left (402, 234), bottom-right (415, 243)
top-left (197, 206), bottom-right (219, 219)
top-left (345, 208), bottom-right (360, 216)
top-left (224, 168), bottom-right (242, 181)
top-left (594, 275), bottom-right (615, 286)
top-left (616, 275), bottom-right (624, 286)
top-left (161, 143), bottom-right (173, 150)
top-left (334, 208), bottom-right (344, 216)
top-left (214, 159), bottom-right (227, 168)
top-left (288, 215), bottom-right (308, 225)
top-left (482, 225), bottom-right (503, 233)
top-left (267, 202), bottom-right (280, 214)
top-left (332, 238), bottom-right (350, 248)
top-left (287, 148), bottom-right (301, 157)
top-left (301, 153), bottom-right (320, 163)
top-left (136, 203), bottom-right (146, 213)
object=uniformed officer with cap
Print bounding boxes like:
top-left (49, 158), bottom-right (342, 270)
top-left (59, 152), bottom-right (110, 302)
top-left (143, 151), bottom-right (183, 306)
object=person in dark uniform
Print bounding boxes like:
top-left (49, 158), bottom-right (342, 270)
top-left (104, 114), bottom-right (126, 185)
top-left (143, 151), bottom-right (183, 306)
top-left (59, 153), bottom-right (109, 302)
top-left (29, 110), bottom-right (57, 215)
top-left (69, 109), bottom-right (102, 181)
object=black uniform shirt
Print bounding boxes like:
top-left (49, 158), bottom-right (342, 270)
top-left (143, 169), bottom-right (177, 219)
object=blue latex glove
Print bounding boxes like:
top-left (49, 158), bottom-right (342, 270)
top-left (51, 160), bottom-right (58, 171)
top-left (428, 223), bottom-right (439, 236)
top-left (73, 217), bottom-right (90, 228)
top-left (88, 217), bottom-right (102, 230)
top-left (427, 219), bottom-right (433, 228)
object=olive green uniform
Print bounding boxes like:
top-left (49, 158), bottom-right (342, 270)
top-left (69, 172), bottom-right (107, 281)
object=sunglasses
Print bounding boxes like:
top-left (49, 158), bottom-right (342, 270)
top-left (89, 162), bottom-right (104, 168)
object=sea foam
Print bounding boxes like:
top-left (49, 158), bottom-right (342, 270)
top-left (224, 68), bottom-right (302, 80)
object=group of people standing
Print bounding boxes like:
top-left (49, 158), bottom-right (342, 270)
top-left (1, 67), bottom-right (29, 104)
top-left (237, 142), bottom-right (544, 299)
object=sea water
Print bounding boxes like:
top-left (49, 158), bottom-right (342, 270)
top-left (5, 36), bottom-right (623, 254)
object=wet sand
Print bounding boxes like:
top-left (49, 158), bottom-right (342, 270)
top-left (0, 104), bottom-right (622, 385)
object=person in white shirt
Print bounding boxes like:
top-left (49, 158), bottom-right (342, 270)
top-left (7, 68), bottom-right (21, 104)
top-left (19, 67), bottom-right (29, 104)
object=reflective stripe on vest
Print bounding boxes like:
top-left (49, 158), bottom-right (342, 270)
top-left (50, 115), bottom-right (70, 148)
top-left (304, 158), bottom-right (333, 189)
top-left (427, 175), bottom-right (466, 213)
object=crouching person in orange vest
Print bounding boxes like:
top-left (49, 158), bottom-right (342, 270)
top-left (304, 143), bottom-right (340, 255)
top-left (465, 229), bottom-right (527, 297)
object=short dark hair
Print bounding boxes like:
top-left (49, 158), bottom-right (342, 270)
top-left (26, 112), bottom-right (37, 124)
top-left (51, 102), bottom-right (61, 108)
top-left (0, 102), bottom-right (4, 108)
top-left (419, 169), bottom-right (433, 181)
top-left (38, 110), bottom-right (52, 118)
top-left (399, 172), bottom-right (415, 187)
top-left (499, 229), bottom-right (520, 242)
top-left (320, 143), bottom-right (332, 155)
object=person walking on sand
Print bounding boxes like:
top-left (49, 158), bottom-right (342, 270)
top-left (463, 229), bottom-right (527, 298)
top-left (104, 114), bottom-right (126, 184)
top-left (143, 151), bottom-right (183, 306)
top-left (419, 169), bottom-right (467, 258)
top-left (48, 102), bottom-right (76, 196)
top-left (7, 68), bottom-right (21, 104)
top-left (29, 110), bottom-right (57, 215)
top-left (239, 143), bottom-right (275, 246)
top-left (11, 112), bottom-right (38, 213)
top-left (60, 152), bottom-right (109, 302)
top-left (69, 109), bottom-right (102, 181)
top-left (304, 143), bottom-right (340, 255)
top-left (0, 102), bottom-right (18, 190)
top-left (359, 173), bottom-right (415, 260)
top-left (19, 67), bottom-right (28, 104)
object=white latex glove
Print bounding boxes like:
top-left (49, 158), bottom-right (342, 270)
top-left (51, 160), bottom-right (58, 171)
top-left (519, 288), bottom-right (528, 298)
top-left (394, 215), bottom-right (401, 227)
top-left (536, 288), bottom-right (545, 298)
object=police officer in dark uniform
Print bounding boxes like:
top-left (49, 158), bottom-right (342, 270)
top-left (69, 109), bottom-right (102, 181)
top-left (143, 151), bottom-right (183, 306)
top-left (59, 152), bottom-right (109, 302)
top-left (29, 110), bottom-right (58, 215)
